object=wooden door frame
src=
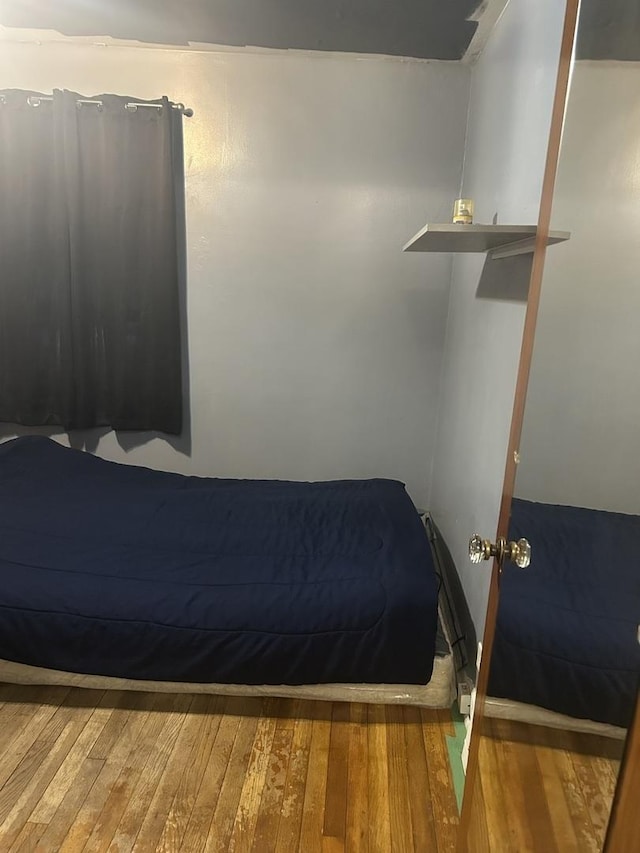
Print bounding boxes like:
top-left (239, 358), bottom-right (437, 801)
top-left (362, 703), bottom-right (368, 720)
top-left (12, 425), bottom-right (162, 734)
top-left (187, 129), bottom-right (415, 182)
top-left (457, 0), bottom-right (581, 847)
top-left (604, 686), bottom-right (640, 851)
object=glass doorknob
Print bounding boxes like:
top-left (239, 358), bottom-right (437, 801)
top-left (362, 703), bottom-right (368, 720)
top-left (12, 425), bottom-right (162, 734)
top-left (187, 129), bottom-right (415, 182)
top-left (468, 534), bottom-right (531, 568)
top-left (469, 534), bottom-right (492, 563)
top-left (505, 538), bottom-right (531, 569)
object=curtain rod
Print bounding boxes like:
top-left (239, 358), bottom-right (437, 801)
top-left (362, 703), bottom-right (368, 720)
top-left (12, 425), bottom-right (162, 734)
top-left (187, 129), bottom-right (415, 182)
top-left (0, 94), bottom-right (194, 117)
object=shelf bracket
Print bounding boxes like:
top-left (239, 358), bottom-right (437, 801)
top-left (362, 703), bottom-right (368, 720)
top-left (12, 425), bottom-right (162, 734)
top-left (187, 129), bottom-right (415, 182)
top-left (487, 237), bottom-right (538, 261)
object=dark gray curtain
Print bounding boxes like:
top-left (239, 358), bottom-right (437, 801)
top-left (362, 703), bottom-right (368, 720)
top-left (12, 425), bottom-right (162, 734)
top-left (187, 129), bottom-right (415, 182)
top-left (0, 89), bottom-right (183, 434)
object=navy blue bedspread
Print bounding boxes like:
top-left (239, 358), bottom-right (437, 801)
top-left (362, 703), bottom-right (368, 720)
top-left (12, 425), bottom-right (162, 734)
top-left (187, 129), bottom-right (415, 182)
top-left (489, 498), bottom-right (640, 728)
top-left (0, 437), bottom-right (437, 685)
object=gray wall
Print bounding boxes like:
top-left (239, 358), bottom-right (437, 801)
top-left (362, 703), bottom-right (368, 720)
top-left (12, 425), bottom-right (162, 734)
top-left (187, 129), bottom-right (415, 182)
top-left (0, 36), bottom-right (469, 507)
top-left (428, 0), bottom-right (567, 640)
top-left (516, 62), bottom-right (640, 515)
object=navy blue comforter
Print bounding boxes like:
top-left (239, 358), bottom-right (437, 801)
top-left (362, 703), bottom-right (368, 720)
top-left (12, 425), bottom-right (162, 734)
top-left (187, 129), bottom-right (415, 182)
top-left (489, 498), bottom-right (640, 728)
top-left (0, 437), bottom-right (437, 685)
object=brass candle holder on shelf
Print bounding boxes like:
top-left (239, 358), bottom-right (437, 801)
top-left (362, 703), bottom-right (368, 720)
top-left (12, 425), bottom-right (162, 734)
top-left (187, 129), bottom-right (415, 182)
top-left (453, 198), bottom-right (474, 224)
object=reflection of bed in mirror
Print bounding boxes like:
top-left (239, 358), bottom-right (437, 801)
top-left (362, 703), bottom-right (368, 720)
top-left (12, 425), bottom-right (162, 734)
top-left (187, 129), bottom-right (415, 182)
top-left (480, 58), bottom-right (640, 749)
top-left (486, 498), bottom-right (640, 738)
top-left (459, 10), bottom-right (640, 847)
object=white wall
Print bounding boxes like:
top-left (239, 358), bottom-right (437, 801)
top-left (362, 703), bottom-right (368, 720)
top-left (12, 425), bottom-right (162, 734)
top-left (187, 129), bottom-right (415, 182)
top-left (516, 62), bottom-right (640, 515)
top-left (429, 0), bottom-right (566, 639)
top-left (0, 34), bottom-right (469, 507)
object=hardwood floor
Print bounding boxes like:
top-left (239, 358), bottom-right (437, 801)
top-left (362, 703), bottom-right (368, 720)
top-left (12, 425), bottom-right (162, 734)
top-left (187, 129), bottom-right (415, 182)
top-left (0, 684), bottom-right (459, 852)
top-left (465, 717), bottom-right (624, 853)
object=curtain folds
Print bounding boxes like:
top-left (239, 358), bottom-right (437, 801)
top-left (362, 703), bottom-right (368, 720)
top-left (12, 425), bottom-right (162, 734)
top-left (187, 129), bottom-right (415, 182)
top-left (0, 89), bottom-right (183, 434)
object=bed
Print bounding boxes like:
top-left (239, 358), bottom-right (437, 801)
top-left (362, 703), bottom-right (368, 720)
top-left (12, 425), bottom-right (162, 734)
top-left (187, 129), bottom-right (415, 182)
top-left (0, 436), bottom-right (454, 706)
top-left (487, 498), bottom-right (640, 734)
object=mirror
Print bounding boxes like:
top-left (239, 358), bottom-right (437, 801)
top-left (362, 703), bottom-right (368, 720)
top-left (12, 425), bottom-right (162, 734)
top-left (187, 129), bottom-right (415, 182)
top-left (425, 0), bottom-right (571, 816)
top-left (466, 5), bottom-right (640, 848)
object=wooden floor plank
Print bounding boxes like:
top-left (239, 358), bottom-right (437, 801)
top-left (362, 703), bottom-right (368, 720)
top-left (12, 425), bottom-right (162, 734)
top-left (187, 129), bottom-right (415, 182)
top-left (0, 718), bottom-right (97, 850)
top-left (422, 709), bottom-right (459, 852)
top-left (202, 700), bottom-right (261, 853)
top-left (7, 820), bottom-right (48, 853)
top-left (0, 738), bottom-right (62, 829)
top-left (225, 705), bottom-right (279, 853)
top-left (592, 755), bottom-right (620, 803)
top-left (385, 705), bottom-right (414, 853)
top-left (323, 702), bottom-right (350, 845)
top-left (103, 694), bottom-right (194, 853)
top-left (0, 711), bottom-right (40, 767)
top-left (534, 737), bottom-right (581, 853)
top-left (402, 705), bottom-right (437, 852)
top-left (367, 705), bottom-right (391, 853)
top-left (129, 695), bottom-right (206, 853)
top-left (569, 732), bottom-right (616, 847)
top-left (154, 695), bottom-right (223, 853)
top-left (476, 731), bottom-right (512, 851)
top-left (22, 698), bottom-right (84, 753)
top-left (546, 729), bottom-right (600, 853)
top-left (299, 703), bottom-right (332, 853)
top-left (32, 757), bottom-right (104, 852)
top-left (0, 689), bottom-right (72, 792)
top-left (87, 691), bottom-right (143, 760)
top-left (322, 836), bottom-right (345, 853)
top-left (81, 694), bottom-right (184, 853)
top-left (179, 705), bottom-right (242, 853)
top-left (465, 764), bottom-right (492, 853)
top-left (29, 704), bottom-right (113, 823)
top-left (244, 708), bottom-right (292, 852)
top-left (56, 692), bottom-right (161, 852)
top-left (274, 702), bottom-right (314, 853)
top-left (491, 725), bottom-right (558, 853)
top-left (0, 685), bottom-right (67, 717)
top-left (345, 704), bottom-right (368, 853)
top-left (0, 706), bottom-right (98, 850)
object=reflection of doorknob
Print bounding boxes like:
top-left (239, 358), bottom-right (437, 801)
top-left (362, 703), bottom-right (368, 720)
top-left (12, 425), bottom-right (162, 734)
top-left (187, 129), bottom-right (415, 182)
top-left (504, 538), bottom-right (531, 568)
top-left (469, 534), bottom-right (531, 568)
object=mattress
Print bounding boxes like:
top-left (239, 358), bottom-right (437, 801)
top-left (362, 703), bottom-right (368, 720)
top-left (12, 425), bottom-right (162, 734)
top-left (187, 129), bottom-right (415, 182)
top-left (0, 436), bottom-right (438, 687)
top-left (488, 498), bottom-right (640, 729)
top-left (0, 606), bottom-right (455, 707)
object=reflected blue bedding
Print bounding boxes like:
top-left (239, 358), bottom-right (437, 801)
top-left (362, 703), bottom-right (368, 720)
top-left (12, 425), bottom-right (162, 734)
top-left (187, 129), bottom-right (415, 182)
top-left (489, 498), bottom-right (640, 728)
top-left (0, 437), bottom-right (437, 685)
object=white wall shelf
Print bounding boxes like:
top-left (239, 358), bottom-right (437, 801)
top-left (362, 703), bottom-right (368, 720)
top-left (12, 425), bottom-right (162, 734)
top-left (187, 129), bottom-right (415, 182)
top-left (403, 224), bottom-right (570, 260)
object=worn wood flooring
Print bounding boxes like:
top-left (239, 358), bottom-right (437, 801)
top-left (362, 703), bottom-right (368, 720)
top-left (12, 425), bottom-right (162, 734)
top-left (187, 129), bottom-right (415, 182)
top-left (466, 717), bottom-right (624, 853)
top-left (0, 684), bottom-right (459, 852)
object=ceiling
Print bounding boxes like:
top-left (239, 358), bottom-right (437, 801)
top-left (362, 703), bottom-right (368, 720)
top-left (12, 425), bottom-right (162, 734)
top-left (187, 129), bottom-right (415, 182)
top-left (575, 0), bottom-right (640, 61)
top-left (0, 0), bottom-right (637, 61)
top-left (0, 0), bottom-right (486, 60)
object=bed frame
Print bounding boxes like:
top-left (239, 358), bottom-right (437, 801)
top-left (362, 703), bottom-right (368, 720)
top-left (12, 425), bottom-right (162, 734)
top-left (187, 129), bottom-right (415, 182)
top-left (484, 695), bottom-right (628, 740)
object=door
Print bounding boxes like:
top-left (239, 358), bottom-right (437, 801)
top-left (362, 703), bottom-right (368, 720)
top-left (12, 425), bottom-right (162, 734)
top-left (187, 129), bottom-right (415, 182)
top-left (458, 1), bottom-right (640, 848)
